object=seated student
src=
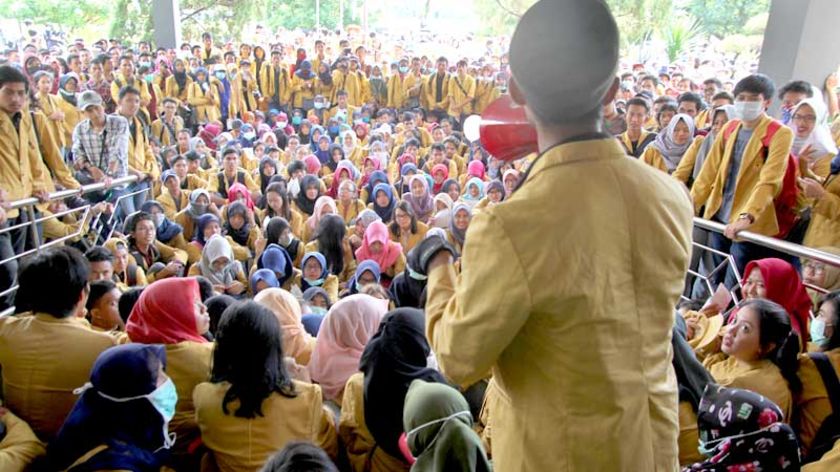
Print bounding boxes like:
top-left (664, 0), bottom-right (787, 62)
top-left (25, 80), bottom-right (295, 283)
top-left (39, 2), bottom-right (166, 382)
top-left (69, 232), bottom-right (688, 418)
top-left (204, 294), bottom-right (235, 339)
top-left (194, 302), bottom-right (337, 472)
top-left (189, 235), bottom-right (248, 297)
top-left (183, 151), bottom-right (213, 185)
top-left (223, 200), bottom-right (260, 258)
top-left (344, 260), bottom-right (382, 299)
top-left (125, 277), bottom-right (213, 459)
top-left (802, 251), bottom-right (840, 306)
top-left (683, 385), bottom-right (800, 471)
top-left (796, 291), bottom-right (840, 459)
top-left (402, 379), bottom-right (492, 472)
top-left (340, 308), bottom-right (445, 472)
top-left (124, 212), bottom-right (188, 283)
top-left (118, 288), bottom-right (143, 329)
top-left (429, 193), bottom-right (454, 229)
top-left (446, 203), bottom-right (473, 254)
top-left (208, 146), bottom-right (260, 206)
top-left (640, 113), bottom-right (696, 173)
top-left (356, 221), bottom-right (406, 289)
top-left (86, 246), bottom-right (116, 283)
top-left (159, 169), bottom-right (191, 219)
top-left (460, 178), bottom-right (485, 210)
top-left (292, 252), bottom-right (340, 303)
top-left (472, 180), bottom-right (506, 214)
top-left (306, 215), bottom-right (357, 285)
top-left (0, 403), bottom-right (46, 471)
top-left (0, 247), bottom-right (121, 441)
top-left (260, 183), bottom-right (305, 237)
top-left (255, 288), bottom-right (317, 366)
top-left (175, 188), bottom-right (218, 242)
top-left (260, 441), bottom-right (338, 472)
top-left (86, 280), bottom-right (124, 332)
top-left (441, 179), bottom-right (462, 205)
top-left (104, 238), bottom-right (148, 289)
top-left (390, 201), bottom-right (429, 255)
top-left (360, 171), bottom-right (390, 205)
top-left (336, 180), bottom-right (367, 225)
top-left (303, 196), bottom-right (339, 243)
top-left (309, 294), bottom-right (388, 405)
top-left (740, 258), bottom-right (813, 344)
top-left (251, 268), bottom-right (281, 298)
top-left (39, 344), bottom-right (176, 471)
top-left (252, 240), bottom-right (298, 287)
top-left (369, 183), bottom-right (398, 224)
top-left (257, 157), bottom-right (279, 196)
top-left (702, 299), bottom-right (801, 420)
top-left (294, 175), bottom-right (324, 218)
top-left (402, 175), bottom-right (435, 224)
top-left (140, 200), bottom-right (188, 252)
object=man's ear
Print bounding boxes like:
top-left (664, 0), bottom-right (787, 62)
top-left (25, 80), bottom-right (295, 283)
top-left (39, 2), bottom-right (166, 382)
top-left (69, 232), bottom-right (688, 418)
top-left (602, 76), bottom-right (620, 105)
top-left (509, 76), bottom-right (526, 106)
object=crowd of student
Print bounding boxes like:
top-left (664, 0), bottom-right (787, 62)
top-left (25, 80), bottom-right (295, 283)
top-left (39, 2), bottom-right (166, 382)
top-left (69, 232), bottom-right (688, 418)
top-left (0, 18), bottom-right (838, 472)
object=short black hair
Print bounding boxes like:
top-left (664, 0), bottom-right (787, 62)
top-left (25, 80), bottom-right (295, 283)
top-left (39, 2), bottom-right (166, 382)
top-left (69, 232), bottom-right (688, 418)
top-left (0, 65), bottom-right (29, 92)
top-left (712, 91), bottom-right (735, 104)
top-left (118, 287), bottom-right (143, 323)
top-left (777, 80), bottom-right (814, 100)
top-left (118, 86), bottom-right (141, 101)
top-left (18, 246), bottom-right (89, 318)
top-left (677, 92), bottom-right (705, 111)
top-left (430, 142), bottom-right (445, 153)
top-left (260, 441), bottom-right (338, 472)
top-left (401, 111), bottom-right (415, 123)
top-left (86, 279), bottom-right (117, 311)
top-left (161, 97), bottom-right (177, 107)
top-left (222, 146), bottom-right (240, 158)
top-left (85, 246), bottom-right (114, 264)
top-left (640, 74), bottom-right (658, 85)
top-left (703, 77), bottom-right (723, 88)
top-left (625, 97), bottom-right (650, 113)
top-left (733, 74), bottom-right (776, 101)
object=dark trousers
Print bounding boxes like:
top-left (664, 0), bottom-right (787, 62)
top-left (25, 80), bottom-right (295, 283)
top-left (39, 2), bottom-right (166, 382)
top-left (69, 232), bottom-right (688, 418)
top-left (708, 230), bottom-right (797, 293)
top-left (0, 211), bottom-right (38, 311)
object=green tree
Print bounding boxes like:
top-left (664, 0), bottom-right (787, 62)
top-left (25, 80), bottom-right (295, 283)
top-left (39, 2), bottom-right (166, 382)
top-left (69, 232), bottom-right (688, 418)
top-left (0, 0), bottom-right (110, 31)
top-left (661, 17), bottom-right (702, 63)
top-left (685, 0), bottom-right (770, 38)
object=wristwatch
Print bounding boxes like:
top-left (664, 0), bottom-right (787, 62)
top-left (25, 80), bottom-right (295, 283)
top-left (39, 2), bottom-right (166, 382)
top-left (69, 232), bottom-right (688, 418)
top-left (738, 213), bottom-right (755, 224)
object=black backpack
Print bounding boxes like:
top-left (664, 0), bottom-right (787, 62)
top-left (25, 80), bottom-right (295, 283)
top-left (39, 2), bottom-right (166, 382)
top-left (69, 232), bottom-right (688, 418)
top-left (804, 352), bottom-right (840, 463)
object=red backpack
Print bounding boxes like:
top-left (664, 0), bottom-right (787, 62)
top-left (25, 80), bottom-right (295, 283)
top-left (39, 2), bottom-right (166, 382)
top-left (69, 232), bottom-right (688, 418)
top-left (721, 119), bottom-right (799, 239)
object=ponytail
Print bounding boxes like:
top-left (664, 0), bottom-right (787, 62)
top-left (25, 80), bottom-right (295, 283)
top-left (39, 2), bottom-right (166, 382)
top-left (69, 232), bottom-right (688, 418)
top-left (772, 330), bottom-right (802, 394)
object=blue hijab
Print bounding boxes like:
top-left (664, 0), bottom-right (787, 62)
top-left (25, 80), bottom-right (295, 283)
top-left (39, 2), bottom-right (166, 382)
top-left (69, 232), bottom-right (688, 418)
top-left (43, 344), bottom-right (169, 471)
top-left (314, 134), bottom-right (332, 164)
top-left (140, 201), bottom-right (183, 243)
top-left (831, 151), bottom-right (840, 175)
top-left (195, 213), bottom-right (220, 245)
top-left (372, 183), bottom-right (396, 222)
top-left (350, 259), bottom-right (382, 294)
top-left (364, 171), bottom-right (389, 204)
top-left (258, 243), bottom-right (294, 286)
top-left (301, 251), bottom-right (329, 292)
top-left (250, 268), bottom-right (280, 294)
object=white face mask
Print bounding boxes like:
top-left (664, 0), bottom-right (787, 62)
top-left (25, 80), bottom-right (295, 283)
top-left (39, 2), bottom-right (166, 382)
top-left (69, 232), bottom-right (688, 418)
top-left (735, 100), bottom-right (764, 122)
top-left (287, 178), bottom-right (301, 198)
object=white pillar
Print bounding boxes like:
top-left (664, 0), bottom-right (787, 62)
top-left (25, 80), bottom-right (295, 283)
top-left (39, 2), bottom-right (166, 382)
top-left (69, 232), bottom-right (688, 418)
top-left (152, 0), bottom-right (181, 49)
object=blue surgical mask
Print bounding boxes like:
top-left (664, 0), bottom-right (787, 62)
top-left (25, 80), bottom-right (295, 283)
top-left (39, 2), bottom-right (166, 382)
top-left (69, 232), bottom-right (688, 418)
top-left (304, 277), bottom-right (325, 287)
top-left (362, 116), bottom-right (370, 123)
top-left (214, 72), bottom-right (226, 81)
top-left (781, 105), bottom-right (793, 125)
top-left (292, 116), bottom-right (302, 125)
top-left (314, 102), bottom-right (325, 110)
top-left (310, 306), bottom-right (327, 316)
top-left (810, 317), bottom-right (830, 348)
top-left (408, 267), bottom-right (428, 281)
top-left (329, 126), bottom-right (339, 134)
top-left (399, 66), bottom-right (408, 74)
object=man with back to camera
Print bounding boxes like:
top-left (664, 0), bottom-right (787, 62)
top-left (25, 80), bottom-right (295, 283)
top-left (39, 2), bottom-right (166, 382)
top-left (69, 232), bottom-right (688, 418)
top-left (421, 1), bottom-right (693, 470)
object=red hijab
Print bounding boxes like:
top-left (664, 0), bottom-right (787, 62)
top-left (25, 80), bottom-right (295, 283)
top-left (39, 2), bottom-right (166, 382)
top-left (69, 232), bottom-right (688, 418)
top-left (126, 278), bottom-right (208, 344)
top-left (741, 258), bottom-right (813, 342)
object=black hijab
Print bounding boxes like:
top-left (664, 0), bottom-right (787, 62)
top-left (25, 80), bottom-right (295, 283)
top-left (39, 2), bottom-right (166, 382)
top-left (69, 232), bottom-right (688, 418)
top-left (388, 247), bottom-right (427, 308)
top-left (359, 308), bottom-right (446, 459)
top-left (295, 174), bottom-right (321, 216)
top-left (224, 201), bottom-right (251, 246)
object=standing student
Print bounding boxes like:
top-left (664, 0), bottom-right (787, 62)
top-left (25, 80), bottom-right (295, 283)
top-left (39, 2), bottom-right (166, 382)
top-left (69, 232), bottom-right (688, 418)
top-left (421, 1), bottom-right (693, 469)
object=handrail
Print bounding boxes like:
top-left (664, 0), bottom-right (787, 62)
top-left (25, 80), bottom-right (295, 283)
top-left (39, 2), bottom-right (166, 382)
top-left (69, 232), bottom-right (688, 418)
top-left (693, 217), bottom-right (840, 267)
top-left (9, 175), bottom-right (139, 210)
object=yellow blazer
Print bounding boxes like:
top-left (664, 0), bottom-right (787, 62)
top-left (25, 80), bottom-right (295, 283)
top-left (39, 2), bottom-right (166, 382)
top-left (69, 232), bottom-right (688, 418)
top-left (188, 81), bottom-right (221, 124)
top-left (447, 74), bottom-right (476, 116)
top-left (36, 92), bottom-right (66, 148)
top-left (0, 406), bottom-right (46, 471)
top-left (672, 136), bottom-right (706, 185)
top-left (0, 111), bottom-right (48, 218)
top-left (150, 116), bottom-right (184, 147)
top-left (194, 380), bottom-right (338, 472)
top-left (31, 110), bottom-right (79, 189)
top-left (425, 138), bottom-right (693, 471)
top-left (330, 70), bottom-right (361, 106)
top-left (796, 349), bottom-right (840, 454)
top-left (164, 75), bottom-right (192, 104)
top-left (803, 173), bottom-right (840, 248)
top-left (690, 115), bottom-right (794, 236)
top-left (259, 64), bottom-right (292, 105)
top-left (704, 354), bottom-right (792, 420)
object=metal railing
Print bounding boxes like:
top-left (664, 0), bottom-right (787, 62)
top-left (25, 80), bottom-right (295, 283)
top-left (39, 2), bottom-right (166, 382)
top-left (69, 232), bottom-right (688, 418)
top-left (0, 175), bottom-right (140, 316)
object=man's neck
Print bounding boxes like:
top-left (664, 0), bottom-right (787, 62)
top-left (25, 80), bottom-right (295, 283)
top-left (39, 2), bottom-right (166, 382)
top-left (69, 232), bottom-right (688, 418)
top-left (742, 114), bottom-right (765, 130)
top-left (118, 110), bottom-right (134, 121)
top-left (536, 119), bottom-right (604, 153)
top-left (626, 127), bottom-right (642, 140)
top-left (92, 116), bottom-right (106, 129)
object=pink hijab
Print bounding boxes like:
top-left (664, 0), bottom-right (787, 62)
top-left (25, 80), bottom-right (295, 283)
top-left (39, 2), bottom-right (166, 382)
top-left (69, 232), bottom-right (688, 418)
top-left (355, 221), bottom-right (403, 271)
top-left (254, 288), bottom-right (315, 365)
top-left (308, 294), bottom-right (389, 401)
top-left (467, 160), bottom-right (486, 180)
top-left (306, 196), bottom-right (338, 232)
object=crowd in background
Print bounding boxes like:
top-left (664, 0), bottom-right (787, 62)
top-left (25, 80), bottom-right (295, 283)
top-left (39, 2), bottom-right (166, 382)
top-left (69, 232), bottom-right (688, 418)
top-left (0, 18), bottom-right (838, 472)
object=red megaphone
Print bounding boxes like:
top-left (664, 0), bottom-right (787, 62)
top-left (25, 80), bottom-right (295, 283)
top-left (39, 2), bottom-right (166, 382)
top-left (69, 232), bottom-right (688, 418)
top-left (463, 94), bottom-right (538, 162)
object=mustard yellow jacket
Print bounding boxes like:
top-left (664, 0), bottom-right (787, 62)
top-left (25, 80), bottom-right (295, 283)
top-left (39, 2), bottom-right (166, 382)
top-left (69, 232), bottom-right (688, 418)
top-left (0, 406), bottom-right (46, 471)
top-left (425, 138), bottom-right (693, 471)
top-left (0, 313), bottom-right (121, 441)
top-left (0, 111), bottom-right (49, 218)
top-left (803, 173), bottom-right (840, 248)
top-left (690, 115), bottom-right (794, 235)
top-left (796, 349), bottom-right (840, 455)
top-left (194, 380), bottom-right (338, 472)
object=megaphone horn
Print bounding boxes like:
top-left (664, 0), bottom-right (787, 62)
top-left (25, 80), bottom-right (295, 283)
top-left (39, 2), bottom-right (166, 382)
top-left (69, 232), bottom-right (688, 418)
top-left (462, 94), bottom-right (538, 162)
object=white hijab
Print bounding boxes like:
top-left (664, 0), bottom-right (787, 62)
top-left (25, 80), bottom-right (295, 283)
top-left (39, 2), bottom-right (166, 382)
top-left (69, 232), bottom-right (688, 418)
top-left (791, 96), bottom-right (838, 158)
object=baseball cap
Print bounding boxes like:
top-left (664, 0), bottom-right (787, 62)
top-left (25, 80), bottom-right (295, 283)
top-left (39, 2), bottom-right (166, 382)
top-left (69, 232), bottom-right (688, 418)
top-left (77, 90), bottom-right (102, 111)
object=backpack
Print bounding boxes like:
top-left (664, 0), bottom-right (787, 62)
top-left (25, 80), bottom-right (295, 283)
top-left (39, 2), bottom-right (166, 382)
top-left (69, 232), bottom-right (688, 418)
top-left (804, 352), bottom-right (840, 463)
top-left (721, 119), bottom-right (799, 239)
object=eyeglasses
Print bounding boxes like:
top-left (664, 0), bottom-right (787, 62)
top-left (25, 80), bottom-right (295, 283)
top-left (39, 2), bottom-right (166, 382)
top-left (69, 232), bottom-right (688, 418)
top-left (792, 114), bottom-right (817, 124)
top-left (804, 262), bottom-right (826, 274)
